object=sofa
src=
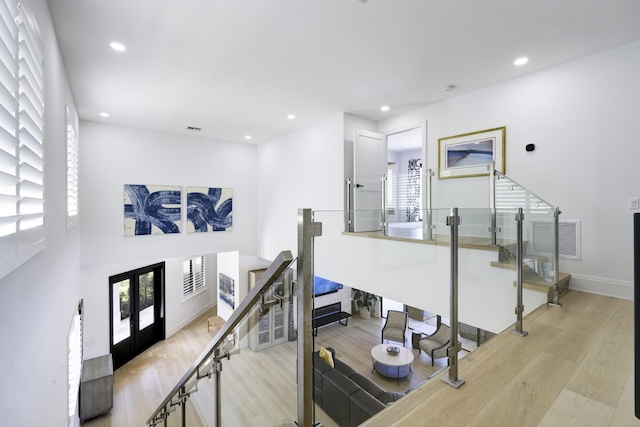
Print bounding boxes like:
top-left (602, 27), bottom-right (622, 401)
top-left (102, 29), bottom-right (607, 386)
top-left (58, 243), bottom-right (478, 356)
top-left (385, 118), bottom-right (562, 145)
top-left (313, 347), bottom-right (404, 427)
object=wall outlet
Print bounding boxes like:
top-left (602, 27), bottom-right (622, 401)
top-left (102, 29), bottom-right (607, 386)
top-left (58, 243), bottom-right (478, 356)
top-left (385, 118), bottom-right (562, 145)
top-left (629, 198), bottom-right (639, 209)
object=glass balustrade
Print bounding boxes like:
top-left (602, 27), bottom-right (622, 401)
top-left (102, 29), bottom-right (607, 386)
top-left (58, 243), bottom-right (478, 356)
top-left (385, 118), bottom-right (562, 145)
top-left (312, 209), bottom-right (451, 426)
top-left (149, 166), bottom-right (563, 426)
top-left (147, 252), bottom-right (299, 427)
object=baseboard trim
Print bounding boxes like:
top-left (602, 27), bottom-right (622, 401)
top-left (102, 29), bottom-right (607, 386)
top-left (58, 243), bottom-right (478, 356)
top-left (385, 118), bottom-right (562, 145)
top-left (167, 301), bottom-right (217, 337)
top-left (568, 273), bottom-right (633, 300)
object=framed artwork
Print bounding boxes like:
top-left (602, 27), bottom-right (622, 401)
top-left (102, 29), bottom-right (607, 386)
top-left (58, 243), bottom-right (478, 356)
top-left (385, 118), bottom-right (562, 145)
top-left (438, 126), bottom-right (506, 179)
top-left (186, 187), bottom-right (233, 232)
top-left (124, 184), bottom-right (181, 236)
top-left (219, 273), bottom-right (235, 310)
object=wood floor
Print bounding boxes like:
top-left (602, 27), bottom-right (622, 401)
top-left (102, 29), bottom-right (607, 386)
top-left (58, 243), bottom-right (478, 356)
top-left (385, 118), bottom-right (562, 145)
top-left (83, 291), bottom-right (640, 427)
top-left (364, 290), bottom-right (640, 427)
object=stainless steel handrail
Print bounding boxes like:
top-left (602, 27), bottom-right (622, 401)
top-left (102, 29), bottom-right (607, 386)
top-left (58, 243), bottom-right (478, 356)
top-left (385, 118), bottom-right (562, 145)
top-left (146, 250), bottom-right (295, 425)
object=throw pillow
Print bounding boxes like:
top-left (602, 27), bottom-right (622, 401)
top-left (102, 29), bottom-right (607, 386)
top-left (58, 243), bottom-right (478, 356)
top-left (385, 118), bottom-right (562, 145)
top-left (319, 346), bottom-right (334, 368)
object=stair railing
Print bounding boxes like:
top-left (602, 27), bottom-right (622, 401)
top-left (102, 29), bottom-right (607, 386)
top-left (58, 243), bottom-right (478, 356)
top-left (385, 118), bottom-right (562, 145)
top-left (492, 165), bottom-right (564, 307)
top-left (146, 250), bottom-right (295, 426)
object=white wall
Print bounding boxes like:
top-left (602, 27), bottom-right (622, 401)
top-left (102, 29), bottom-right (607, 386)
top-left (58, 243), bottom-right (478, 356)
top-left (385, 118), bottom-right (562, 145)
top-left (377, 40), bottom-right (640, 299)
top-left (257, 114), bottom-right (345, 260)
top-left (0, 0), bottom-right (81, 425)
top-left (79, 122), bottom-right (261, 358)
top-left (79, 122), bottom-right (259, 266)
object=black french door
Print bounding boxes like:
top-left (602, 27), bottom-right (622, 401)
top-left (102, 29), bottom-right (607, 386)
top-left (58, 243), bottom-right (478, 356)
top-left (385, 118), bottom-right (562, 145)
top-left (110, 262), bottom-right (165, 369)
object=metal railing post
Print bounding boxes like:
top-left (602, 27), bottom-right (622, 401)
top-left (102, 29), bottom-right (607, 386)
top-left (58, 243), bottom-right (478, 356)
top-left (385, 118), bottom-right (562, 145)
top-left (441, 207), bottom-right (465, 389)
top-left (426, 168), bottom-right (434, 241)
top-left (295, 209), bottom-right (322, 427)
top-left (182, 386), bottom-right (188, 427)
top-left (213, 349), bottom-right (222, 427)
top-left (511, 208), bottom-right (528, 336)
top-left (381, 174), bottom-right (387, 235)
top-left (549, 207), bottom-right (564, 307)
top-left (345, 179), bottom-right (352, 232)
top-left (488, 162), bottom-right (498, 245)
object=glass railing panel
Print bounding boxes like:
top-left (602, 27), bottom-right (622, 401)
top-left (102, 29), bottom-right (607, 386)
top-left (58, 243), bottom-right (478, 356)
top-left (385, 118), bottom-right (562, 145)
top-left (387, 171), bottom-right (422, 224)
top-left (182, 376), bottom-right (204, 427)
top-left (496, 209), bottom-right (553, 327)
top-left (457, 209), bottom-right (518, 340)
top-left (165, 405), bottom-right (181, 427)
top-left (311, 209), bottom-right (450, 426)
top-left (495, 172), bottom-right (553, 212)
top-left (522, 208), bottom-right (558, 284)
top-left (213, 268), bottom-right (297, 426)
top-left (148, 253), bottom-right (297, 426)
top-left (456, 208), bottom-right (493, 245)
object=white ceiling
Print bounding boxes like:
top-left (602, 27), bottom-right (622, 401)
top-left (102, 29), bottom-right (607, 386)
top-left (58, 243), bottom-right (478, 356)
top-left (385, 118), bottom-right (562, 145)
top-left (47, 0), bottom-right (640, 145)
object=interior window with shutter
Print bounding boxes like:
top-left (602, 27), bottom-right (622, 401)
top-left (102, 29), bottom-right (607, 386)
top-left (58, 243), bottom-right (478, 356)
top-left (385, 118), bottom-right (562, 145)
top-left (0, 0), bottom-right (44, 278)
top-left (66, 106), bottom-right (78, 229)
top-left (183, 256), bottom-right (205, 298)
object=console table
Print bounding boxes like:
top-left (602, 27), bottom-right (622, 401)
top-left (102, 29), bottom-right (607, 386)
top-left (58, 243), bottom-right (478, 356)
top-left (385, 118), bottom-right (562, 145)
top-left (80, 354), bottom-right (113, 422)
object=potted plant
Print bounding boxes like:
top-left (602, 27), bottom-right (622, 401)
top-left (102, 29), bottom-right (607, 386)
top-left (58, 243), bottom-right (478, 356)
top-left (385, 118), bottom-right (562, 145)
top-left (352, 289), bottom-right (379, 319)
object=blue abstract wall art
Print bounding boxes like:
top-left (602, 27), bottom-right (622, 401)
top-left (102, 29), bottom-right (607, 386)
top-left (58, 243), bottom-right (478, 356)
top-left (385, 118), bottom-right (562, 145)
top-left (187, 187), bottom-right (233, 233)
top-left (219, 273), bottom-right (235, 310)
top-left (124, 184), bottom-right (182, 236)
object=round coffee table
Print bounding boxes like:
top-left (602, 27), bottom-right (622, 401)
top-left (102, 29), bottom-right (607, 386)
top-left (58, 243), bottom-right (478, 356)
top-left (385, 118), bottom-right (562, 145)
top-left (371, 344), bottom-right (414, 384)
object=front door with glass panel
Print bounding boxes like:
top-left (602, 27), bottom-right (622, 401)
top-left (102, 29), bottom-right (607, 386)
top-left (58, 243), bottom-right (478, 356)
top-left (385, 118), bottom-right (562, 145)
top-left (110, 262), bottom-right (165, 369)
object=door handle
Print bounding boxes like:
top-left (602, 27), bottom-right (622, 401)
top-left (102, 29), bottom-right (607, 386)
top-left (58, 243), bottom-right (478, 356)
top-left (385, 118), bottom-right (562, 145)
top-left (355, 184), bottom-right (364, 188)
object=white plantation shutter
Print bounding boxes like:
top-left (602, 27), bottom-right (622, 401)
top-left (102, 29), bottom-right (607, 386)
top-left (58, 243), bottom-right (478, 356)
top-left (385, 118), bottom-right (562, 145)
top-left (0, 0), bottom-right (44, 277)
top-left (183, 256), bottom-right (205, 298)
top-left (66, 106), bottom-right (78, 229)
top-left (68, 301), bottom-right (83, 426)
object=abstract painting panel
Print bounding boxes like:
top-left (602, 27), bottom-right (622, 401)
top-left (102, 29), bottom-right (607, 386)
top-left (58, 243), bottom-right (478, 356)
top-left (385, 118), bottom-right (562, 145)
top-left (187, 187), bottom-right (233, 233)
top-left (219, 273), bottom-right (235, 310)
top-left (124, 184), bottom-right (182, 236)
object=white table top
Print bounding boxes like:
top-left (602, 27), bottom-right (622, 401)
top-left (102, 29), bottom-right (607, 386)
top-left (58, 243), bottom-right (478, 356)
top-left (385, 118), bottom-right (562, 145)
top-left (371, 344), bottom-right (414, 366)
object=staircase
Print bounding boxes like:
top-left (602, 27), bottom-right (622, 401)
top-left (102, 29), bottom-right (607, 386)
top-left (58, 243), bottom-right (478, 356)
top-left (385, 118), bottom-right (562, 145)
top-left (490, 241), bottom-right (570, 302)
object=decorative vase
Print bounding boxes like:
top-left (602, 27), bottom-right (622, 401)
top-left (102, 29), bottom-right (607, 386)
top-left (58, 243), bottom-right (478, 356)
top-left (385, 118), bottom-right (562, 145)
top-left (359, 307), bottom-right (371, 319)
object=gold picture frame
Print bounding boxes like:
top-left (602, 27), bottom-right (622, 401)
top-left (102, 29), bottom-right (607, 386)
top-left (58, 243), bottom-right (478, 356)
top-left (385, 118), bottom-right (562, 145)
top-left (438, 126), bottom-right (506, 179)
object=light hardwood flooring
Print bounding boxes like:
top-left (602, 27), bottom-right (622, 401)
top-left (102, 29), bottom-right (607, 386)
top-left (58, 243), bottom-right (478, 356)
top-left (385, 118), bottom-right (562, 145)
top-left (84, 290), bottom-right (640, 427)
top-left (364, 290), bottom-right (640, 427)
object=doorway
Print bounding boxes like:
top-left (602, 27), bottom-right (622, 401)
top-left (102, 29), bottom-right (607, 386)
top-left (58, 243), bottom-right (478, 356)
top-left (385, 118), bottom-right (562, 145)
top-left (110, 262), bottom-right (165, 369)
top-left (386, 125), bottom-right (425, 224)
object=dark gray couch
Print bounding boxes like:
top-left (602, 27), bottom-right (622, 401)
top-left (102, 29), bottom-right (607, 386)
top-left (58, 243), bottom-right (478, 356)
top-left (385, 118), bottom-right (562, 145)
top-left (313, 347), bottom-right (404, 427)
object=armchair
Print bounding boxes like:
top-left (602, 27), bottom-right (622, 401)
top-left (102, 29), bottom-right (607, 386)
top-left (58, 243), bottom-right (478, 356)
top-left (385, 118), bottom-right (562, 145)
top-left (381, 310), bottom-right (408, 346)
top-left (418, 323), bottom-right (457, 366)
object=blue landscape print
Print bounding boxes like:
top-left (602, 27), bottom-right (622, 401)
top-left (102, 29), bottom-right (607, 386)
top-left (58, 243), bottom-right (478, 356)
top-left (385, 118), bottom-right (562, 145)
top-left (186, 187), bottom-right (233, 233)
top-left (124, 184), bottom-right (182, 236)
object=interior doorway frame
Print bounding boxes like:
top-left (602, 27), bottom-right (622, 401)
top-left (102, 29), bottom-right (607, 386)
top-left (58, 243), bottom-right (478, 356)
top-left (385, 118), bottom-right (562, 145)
top-left (384, 121), bottom-right (428, 221)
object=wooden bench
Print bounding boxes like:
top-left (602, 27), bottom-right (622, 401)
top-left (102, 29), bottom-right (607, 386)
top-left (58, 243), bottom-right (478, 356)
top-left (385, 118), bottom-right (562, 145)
top-left (312, 302), bottom-right (351, 335)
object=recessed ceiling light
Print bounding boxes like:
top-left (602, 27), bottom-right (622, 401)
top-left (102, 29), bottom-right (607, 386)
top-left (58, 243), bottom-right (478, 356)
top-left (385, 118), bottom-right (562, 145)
top-left (380, 105), bottom-right (390, 112)
top-left (245, 135), bottom-right (252, 140)
top-left (99, 112), bottom-right (109, 118)
top-left (110, 42), bottom-right (126, 52)
top-left (287, 114), bottom-right (295, 120)
top-left (514, 57), bottom-right (528, 66)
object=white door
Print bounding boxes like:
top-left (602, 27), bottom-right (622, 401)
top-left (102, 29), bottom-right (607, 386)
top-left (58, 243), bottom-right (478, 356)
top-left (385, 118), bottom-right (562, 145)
top-left (352, 130), bottom-right (385, 232)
